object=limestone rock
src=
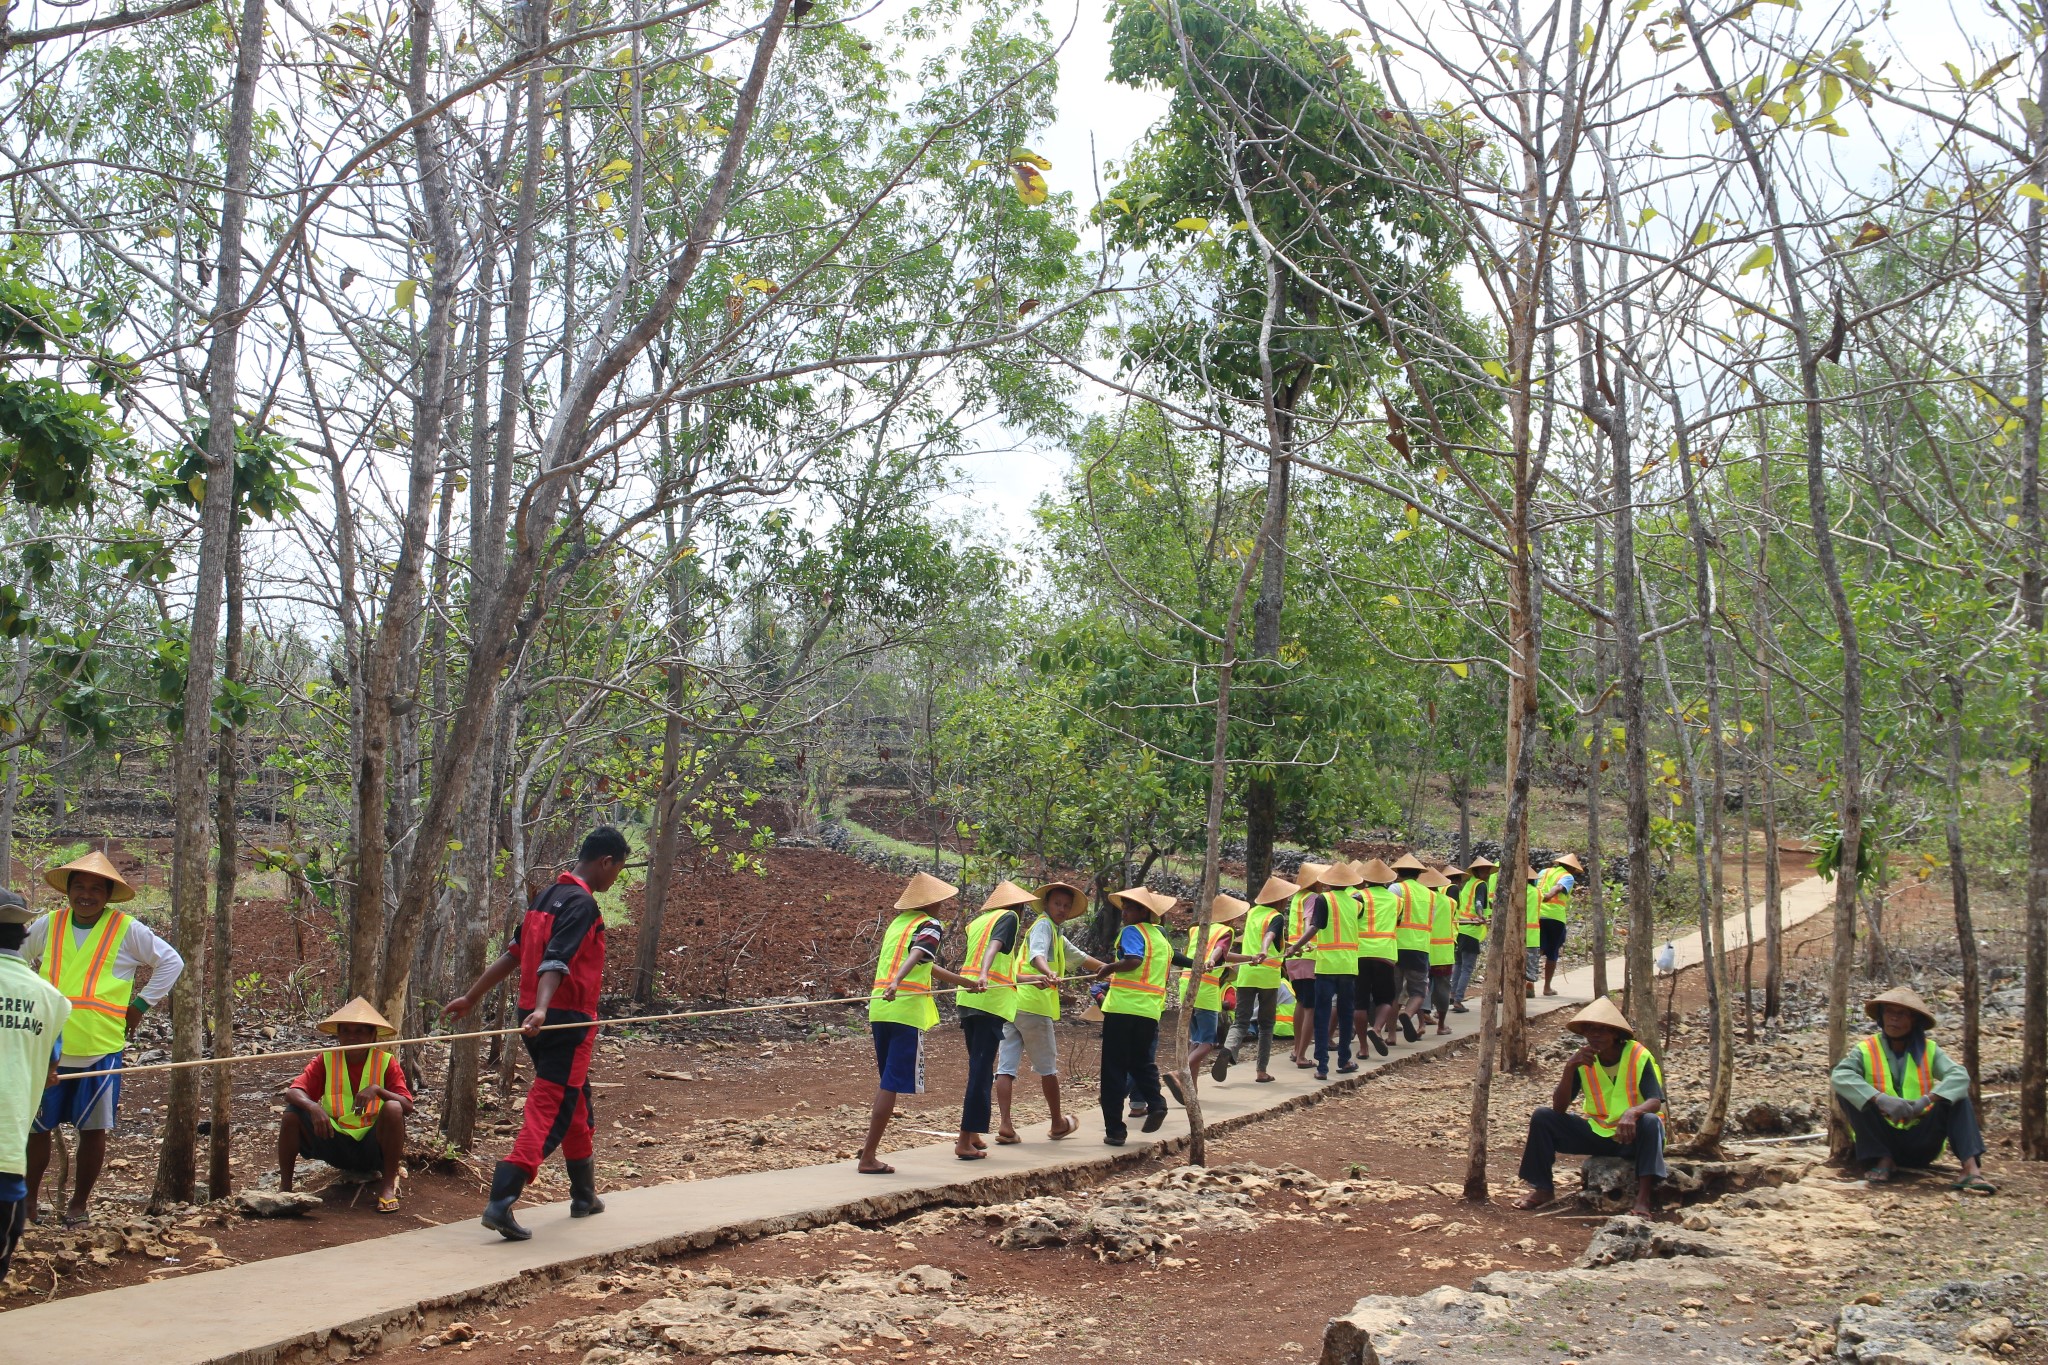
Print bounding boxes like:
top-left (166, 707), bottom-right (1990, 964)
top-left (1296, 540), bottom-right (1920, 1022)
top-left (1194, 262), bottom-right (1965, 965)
top-left (235, 1190), bottom-right (322, 1218)
top-left (1576, 1214), bottom-right (1734, 1268)
top-left (1961, 1317), bottom-right (2013, 1350)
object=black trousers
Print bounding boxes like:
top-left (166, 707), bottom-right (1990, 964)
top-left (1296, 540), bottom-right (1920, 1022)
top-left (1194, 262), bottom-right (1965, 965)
top-left (1099, 1013), bottom-right (1164, 1139)
top-left (1314, 973), bottom-right (1356, 1071)
top-left (958, 1009), bottom-right (1005, 1133)
top-left (1518, 1107), bottom-right (1667, 1191)
top-left (1839, 1095), bottom-right (1986, 1166)
top-left (0, 1187), bottom-right (24, 1281)
top-left (1229, 985), bottom-right (1278, 1072)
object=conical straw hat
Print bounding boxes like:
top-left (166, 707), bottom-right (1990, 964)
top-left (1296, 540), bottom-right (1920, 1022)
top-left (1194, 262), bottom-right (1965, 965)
top-left (1418, 868), bottom-right (1452, 889)
top-left (1864, 985), bottom-right (1936, 1028)
top-left (1466, 854), bottom-right (1499, 872)
top-left (1554, 853), bottom-right (1586, 874)
top-left (1356, 857), bottom-right (1396, 885)
top-left (318, 996), bottom-right (397, 1039)
top-left (1253, 875), bottom-right (1299, 907)
top-left (1565, 997), bottom-right (1635, 1039)
top-left (1032, 881), bottom-right (1089, 919)
top-left (45, 849), bottom-right (135, 903)
top-left (1294, 862), bottom-right (1332, 891)
top-left (1442, 863), bottom-right (1468, 879)
top-left (1320, 861), bottom-right (1362, 888)
top-left (1207, 893), bottom-right (1251, 924)
top-left (980, 879), bottom-right (1038, 911)
top-left (1108, 885), bottom-right (1177, 918)
top-left (895, 872), bottom-right (958, 910)
top-left (1389, 852), bottom-right (1427, 873)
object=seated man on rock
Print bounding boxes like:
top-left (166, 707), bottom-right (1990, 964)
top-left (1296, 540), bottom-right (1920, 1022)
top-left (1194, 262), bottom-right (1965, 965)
top-left (1831, 986), bottom-right (1992, 1194)
top-left (1514, 997), bottom-right (1666, 1217)
top-left (278, 997), bottom-right (411, 1213)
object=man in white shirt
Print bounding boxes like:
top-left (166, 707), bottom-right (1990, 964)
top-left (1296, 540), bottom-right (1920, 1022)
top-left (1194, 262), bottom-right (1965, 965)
top-left (994, 883), bottom-right (1104, 1144)
top-left (0, 888), bottom-right (69, 1276)
top-left (22, 850), bottom-right (183, 1226)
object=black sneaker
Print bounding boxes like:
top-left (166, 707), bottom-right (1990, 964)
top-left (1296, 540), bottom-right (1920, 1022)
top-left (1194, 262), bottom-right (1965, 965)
top-left (1142, 1106), bottom-right (1168, 1133)
top-left (1162, 1073), bottom-right (1186, 1106)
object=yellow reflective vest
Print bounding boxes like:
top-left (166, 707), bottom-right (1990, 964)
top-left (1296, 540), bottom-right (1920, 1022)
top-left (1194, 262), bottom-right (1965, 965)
top-left (39, 908), bottom-right (133, 1058)
top-left (956, 908), bottom-right (1021, 1021)
top-left (869, 911), bottom-right (940, 1029)
top-left (1578, 1039), bottom-right (1662, 1140)
top-left (1104, 923), bottom-right (1172, 1019)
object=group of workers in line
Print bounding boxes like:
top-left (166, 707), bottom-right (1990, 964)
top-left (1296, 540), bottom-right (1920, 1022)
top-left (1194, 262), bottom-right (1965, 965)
top-left (0, 827), bottom-right (1994, 1281)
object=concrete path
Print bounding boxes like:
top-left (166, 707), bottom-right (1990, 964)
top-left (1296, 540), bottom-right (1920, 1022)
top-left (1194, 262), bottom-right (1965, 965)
top-left (2, 874), bottom-right (1838, 1364)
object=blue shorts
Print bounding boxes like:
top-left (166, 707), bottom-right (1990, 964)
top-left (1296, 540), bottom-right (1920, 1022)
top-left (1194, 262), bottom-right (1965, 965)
top-left (871, 1021), bottom-right (925, 1095)
top-left (34, 1055), bottom-right (123, 1133)
top-left (1539, 917), bottom-right (1568, 959)
top-left (1189, 1008), bottom-right (1222, 1046)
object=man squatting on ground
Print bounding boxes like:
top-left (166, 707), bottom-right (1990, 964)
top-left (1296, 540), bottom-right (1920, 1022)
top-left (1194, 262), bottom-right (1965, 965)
top-left (0, 887), bottom-right (69, 1277)
top-left (444, 825), bottom-right (629, 1239)
top-left (278, 996), bottom-right (411, 1213)
top-left (1515, 997), bottom-right (1666, 1217)
top-left (995, 881), bottom-right (1103, 1144)
top-left (24, 850), bottom-right (183, 1227)
top-left (1832, 985), bottom-right (1993, 1194)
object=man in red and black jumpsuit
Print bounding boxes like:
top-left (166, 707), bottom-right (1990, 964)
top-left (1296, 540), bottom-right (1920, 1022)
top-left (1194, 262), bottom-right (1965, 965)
top-left (444, 826), bottom-right (628, 1241)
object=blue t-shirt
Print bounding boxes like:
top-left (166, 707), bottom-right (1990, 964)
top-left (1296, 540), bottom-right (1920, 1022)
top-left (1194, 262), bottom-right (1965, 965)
top-left (1117, 924), bottom-right (1149, 958)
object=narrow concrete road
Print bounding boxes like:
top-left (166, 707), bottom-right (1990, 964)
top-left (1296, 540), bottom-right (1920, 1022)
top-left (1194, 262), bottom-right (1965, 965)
top-left (1, 875), bottom-right (1837, 1364)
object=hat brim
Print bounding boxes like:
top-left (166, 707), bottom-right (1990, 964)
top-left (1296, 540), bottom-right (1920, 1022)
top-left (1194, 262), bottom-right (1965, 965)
top-left (318, 1019), bottom-right (399, 1040)
top-left (1864, 998), bottom-right (1936, 1028)
top-left (44, 856), bottom-right (137, 904)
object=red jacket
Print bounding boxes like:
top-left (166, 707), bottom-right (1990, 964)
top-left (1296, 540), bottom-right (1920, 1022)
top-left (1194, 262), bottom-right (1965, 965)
top-left (513, 873), bottom-right (606, 1016)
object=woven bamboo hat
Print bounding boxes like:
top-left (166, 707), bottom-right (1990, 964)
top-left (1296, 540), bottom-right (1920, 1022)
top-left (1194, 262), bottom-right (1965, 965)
top-left (894, 872), bottom-right (958, 910)
top-left (1418, 868), bottom-right (1452, 890)
top-left (1442, 863), bottom-right (1468, 879)
top-left (1389, 852), bottom-right (1427, 873)
top-left (1565, 997), bottom-right (1635, 1039)
top-left (1864, 985), bottom-right (1936, 1028)
top-left (1321, 861), bottom-right (1362, 888)
top-left (1207, 893), bottom-right (1251, 924)
top-left (1356, 857), bottom-right (1396, 885)
top-left (318, 996), bottom-right (397, 1040)
top-left (1109, 885), bottom-right (1177, 919)
top-left (1554, 853), bottom-right (1586, 874)
top-left (1466, 854), bottom-right (1500, 872)
top-left (1032, 881), bottom-right (1089, 920)
top-left (45, 849), bottom-right (135, 903)
top-left (1253, 875), bottom-right (1299, 907)
top-left (1293, 862), bottom-right (1332, 891)
top-left (980, 880), bottom-right (1038, 911)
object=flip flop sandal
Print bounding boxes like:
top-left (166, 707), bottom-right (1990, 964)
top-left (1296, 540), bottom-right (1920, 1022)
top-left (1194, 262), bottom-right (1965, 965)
top-left (1865, 1167), bottom-right (1894, 1184)
top-left (1162, 1073), bottom-right (1187, 1106)
top-left (955, 1150), bottom-right (987, 1161)
top-left (377, 1195), bottom-right (401, 1215)
top-left (858, 1163), bottom-right (896, 1175)
top-left (995, 1133), bottom-right (1023, 1145)
top-left (61, 1212), bottom-right (90, 1229)
top-left (1952, 1175), bottom-right (1998, 1196)
top-left (1049, 1116), bottom-right (1080, 1140)
top-left (1254, 1075), bottom-right (1275, 1083)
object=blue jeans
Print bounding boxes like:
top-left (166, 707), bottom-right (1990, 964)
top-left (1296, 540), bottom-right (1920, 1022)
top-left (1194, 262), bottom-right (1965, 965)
top-left (1450, 935), bottom-right (1483, 1004)
top-left (1313, 974), bottom-right (1356, 1072)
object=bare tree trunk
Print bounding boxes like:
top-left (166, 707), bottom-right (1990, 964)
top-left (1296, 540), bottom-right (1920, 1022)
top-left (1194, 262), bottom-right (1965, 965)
top-left (2023, 59), bottom-right (2048, 1157)
top-left (154, 0), bottom-right (265, 1209)
top-left (1942, 675), bottom-right (1981, 1108)
top-left (1587, 514), bottom-right (1607, 1002)
top-left (208, 527), bottom-right (243, 1198)
top-left (1242, 372), bottom-right (1305, 897)
top-left (1751, 445), bottom-right (1785, 1022)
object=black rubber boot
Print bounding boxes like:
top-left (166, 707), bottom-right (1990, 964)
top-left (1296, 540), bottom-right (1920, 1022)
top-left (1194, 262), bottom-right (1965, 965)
top-left (568, 1158), bottom-right (605, 1218)
top-left (481, 1160), bottom-right (532, 1241)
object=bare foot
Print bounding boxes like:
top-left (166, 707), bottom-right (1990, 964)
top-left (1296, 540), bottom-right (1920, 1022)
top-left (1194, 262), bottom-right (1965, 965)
top-left (1631, 1202), bottom-right (1654, 1218)
top-left (1436, 1025), bottom-right (1452, 1035)
top-left (995, 1128), bottom-right (1022, 1145)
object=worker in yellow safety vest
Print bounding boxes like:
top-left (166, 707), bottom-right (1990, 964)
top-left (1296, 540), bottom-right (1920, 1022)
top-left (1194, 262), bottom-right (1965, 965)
top-left (1830, 986), bottom-right (1991, 1193)
top-left (1421, 867), bottom-right (1458, 1035)
top-left (994, 881), bottom-right (1106, 1145)
top-left (953, 880), bottom-right (1038, 1161)
top-left (1350, 858), bottom-right (1400, 1058)
top-left (1388, 852), bottom-right (1435, 1043)
top-left (1533, 853), bottom-right (1583, 996)
top-left (859, 872), bottom-right (976, 1175)
top-left (1284, 861), bottom-right (1361, 1080)
top-left (1445, 859), bottom-right (1489, 1013)
top-left (279, 997), bottom-right (412, 1213)
top-left (1514, 997), bottom-right (1667, 1217)
top-left (1094, 886), bottom-right (1187, 1146)
top-left (1163, 893), bottom-right (1254, 1104)
top-left (1217, 875), bottom-right (1297, 1084)
top-left (25, 849), bottom-right (183, 1228)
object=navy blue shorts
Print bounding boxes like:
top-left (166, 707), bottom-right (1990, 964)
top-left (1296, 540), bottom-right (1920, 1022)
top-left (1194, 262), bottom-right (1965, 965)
top-left (1539, 917), bottom-right (1568, 959)
top-left (871, 1021), bottom-right (925, 1094)
top-left (33, 1055), bottom-right (122, 1133)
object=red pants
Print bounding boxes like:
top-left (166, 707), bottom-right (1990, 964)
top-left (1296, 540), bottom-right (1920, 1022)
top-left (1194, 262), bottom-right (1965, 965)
top-left (505, 1011), bottom-right (597, 1178)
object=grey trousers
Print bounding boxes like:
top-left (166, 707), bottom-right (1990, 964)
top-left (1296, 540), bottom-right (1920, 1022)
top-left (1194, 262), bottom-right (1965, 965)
top-left (1225, 985), bottom-right (1278, 1073)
